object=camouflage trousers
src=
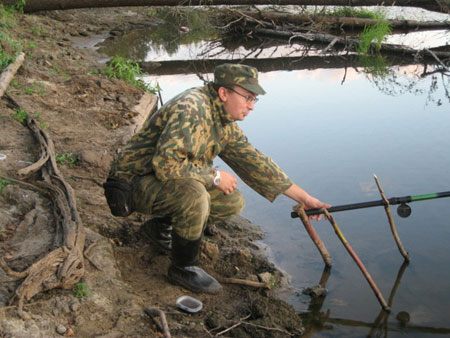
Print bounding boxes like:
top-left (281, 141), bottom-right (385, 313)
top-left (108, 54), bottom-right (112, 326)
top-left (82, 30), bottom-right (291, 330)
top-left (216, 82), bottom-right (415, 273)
top-left (131, 175), bottom-right (245, 240)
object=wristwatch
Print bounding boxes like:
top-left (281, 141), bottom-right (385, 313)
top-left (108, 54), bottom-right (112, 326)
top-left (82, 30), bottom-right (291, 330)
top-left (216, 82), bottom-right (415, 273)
top-left (213, 170), bottom-right (221, 186)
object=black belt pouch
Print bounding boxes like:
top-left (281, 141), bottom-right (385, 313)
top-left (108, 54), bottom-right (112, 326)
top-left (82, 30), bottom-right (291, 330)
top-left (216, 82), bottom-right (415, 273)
top-left (103, 177), bottom-right (133, 217)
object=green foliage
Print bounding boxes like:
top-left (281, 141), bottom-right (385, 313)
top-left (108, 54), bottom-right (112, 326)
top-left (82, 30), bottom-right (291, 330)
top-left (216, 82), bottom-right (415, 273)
top-left (358, 20), bottom-right (392, 54)
top-left (0, 3), bottom-right (23, 72)
top-left (12, 108), bottom-right (28, 125)
top-left (0, 178), bottom-right (12, 194)
top-left (0, 31), bottom-right (23, 72)
top-left (359, 54), bottom-right (391, 77)
top-left (103, 56), bottom-right (155, 93)
top-left (0, 47), bottom-right (14, 71)
top-left (327, 7), bottom-right (385, 20)
top-left (56, 153), bottom-right (79, 168)
top-left (74, 282), bottom-right (92, 298)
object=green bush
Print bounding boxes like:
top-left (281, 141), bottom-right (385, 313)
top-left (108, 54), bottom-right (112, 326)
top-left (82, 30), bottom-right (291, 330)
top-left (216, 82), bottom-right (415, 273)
top-left (103, 56), bottom-right (157, 93)
top-left (0, 178), bottom-right (12, 194)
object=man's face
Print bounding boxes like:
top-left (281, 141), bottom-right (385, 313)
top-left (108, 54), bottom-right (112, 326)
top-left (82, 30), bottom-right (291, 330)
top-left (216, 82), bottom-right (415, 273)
top-left (219, 86), bottom-right (258, 121)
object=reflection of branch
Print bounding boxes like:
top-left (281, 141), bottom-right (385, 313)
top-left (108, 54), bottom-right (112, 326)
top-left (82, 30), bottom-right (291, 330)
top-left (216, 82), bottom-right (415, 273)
top-left (425, 48), bottom-right (450, 72)
top-left (368, 260), bottom-right (409, 338)
top-left (140, 54), bottom-right (439, 75)
top-left (326, 317), bottom-right (450, 335)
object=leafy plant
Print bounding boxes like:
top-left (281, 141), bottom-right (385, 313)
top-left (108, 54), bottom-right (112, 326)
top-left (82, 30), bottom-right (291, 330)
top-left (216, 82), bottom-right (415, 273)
top-left (0, 31), bottom-right (22, 72)
top-left (56, 153), bottom-right (79, 168)
top-left (11, 0), bottom-right (26, 13)
top-left (358, 20), bottom-right (392, 55)
top-left (103, 56), bottom-right (156, 93)
top-left (0, 178), bottom-right (12, 194)
top-left (74, 282), bottom-right (92, 298)
top-left (12, 108), bottom-right (28, 125)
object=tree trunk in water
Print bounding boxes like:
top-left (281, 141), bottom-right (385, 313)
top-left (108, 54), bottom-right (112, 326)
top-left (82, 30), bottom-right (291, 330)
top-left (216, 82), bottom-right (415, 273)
top-left (234, 10), bottom-right (450, 31)
top-left (0, 0), bottom-right (447, 14)
top-left (139, 54), bottom-right (444, 76)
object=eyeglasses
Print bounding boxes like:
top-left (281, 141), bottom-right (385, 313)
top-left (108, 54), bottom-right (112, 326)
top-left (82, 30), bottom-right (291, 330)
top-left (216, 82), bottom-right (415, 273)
top-left (225, 87), bottom-right (259, 104)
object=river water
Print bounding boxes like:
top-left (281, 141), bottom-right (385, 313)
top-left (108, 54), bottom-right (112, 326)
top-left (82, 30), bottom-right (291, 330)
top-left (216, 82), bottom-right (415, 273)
top-left (97, 7), bottom-right (450, 337)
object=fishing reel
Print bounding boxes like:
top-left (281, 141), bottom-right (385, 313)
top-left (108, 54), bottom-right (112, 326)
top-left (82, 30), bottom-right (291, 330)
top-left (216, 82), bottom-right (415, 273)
top-left (397, 203), bottom-right (412, 218)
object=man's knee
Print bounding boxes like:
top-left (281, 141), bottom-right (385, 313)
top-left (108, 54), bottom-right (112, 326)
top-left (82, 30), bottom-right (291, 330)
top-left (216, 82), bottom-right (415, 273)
top-left (154, 179), bottom-right (210, 220)
top-left (229, 189), bottom-right (245, 216)
top-left (209, 189), bottom-right (245, 222)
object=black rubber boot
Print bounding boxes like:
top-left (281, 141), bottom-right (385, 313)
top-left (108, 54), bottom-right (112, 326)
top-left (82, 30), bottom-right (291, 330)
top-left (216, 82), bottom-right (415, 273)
top-left (168, 232), bottom-right (222, 294)
top-left (141, 217), bottom-right (172, 251)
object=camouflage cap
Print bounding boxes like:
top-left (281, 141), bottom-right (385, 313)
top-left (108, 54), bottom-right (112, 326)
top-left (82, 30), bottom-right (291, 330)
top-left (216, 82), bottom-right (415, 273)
top-left (214, 63), bottom-right (266, 95)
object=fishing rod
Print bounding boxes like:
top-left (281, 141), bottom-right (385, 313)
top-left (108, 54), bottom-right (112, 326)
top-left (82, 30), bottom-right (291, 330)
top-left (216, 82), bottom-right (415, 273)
top-left (291, 191), bottom-right (450, 218)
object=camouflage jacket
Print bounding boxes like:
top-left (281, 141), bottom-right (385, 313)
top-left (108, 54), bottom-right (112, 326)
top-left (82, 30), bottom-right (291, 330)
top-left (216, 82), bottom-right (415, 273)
top-left (110, 83), bottom-right (292, 202)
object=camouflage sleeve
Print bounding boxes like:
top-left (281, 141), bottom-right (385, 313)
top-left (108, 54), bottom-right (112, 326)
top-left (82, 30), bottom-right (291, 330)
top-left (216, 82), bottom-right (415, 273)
top-left (151, 107), bottom-right (215, 186)
top-left (219, 125), bottom-right (293, 202)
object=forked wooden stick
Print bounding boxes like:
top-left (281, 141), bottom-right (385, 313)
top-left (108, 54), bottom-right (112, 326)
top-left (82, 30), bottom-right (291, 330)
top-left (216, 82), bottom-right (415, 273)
top-left (373, 175), bottom-right (410, 262)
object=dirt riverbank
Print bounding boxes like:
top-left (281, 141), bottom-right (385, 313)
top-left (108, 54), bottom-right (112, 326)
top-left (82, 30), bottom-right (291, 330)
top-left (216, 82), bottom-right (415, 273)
top-left (0, 7), bottom-right (309, 337)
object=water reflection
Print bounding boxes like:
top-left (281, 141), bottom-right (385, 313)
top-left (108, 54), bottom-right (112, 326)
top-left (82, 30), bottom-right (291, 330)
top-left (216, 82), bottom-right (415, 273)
top-left (301, 261), bottom-right (450, 337)
top-left (97, 8), bottom-right (218, 61)
top-left (98, 20), bottom-right (449, 107)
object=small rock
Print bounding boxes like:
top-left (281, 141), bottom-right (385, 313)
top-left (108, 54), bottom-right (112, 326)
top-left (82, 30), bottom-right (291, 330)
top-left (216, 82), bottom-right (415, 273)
top-left (204, 223), bottom-right (217, 236)
top-left (258, 272), bottom-right (272, 284)
top-left (302, 285), bottom-right (327, 297)
top-left (396, 311), bottom-right (410, 325)
top-left (202, 241), bottom-right (219, 261)
top-left (69, 301), bottom-right (80, 312)
top-left (56, 324), bottom-right (67, 335)
top-left (21, 311), bottom-right (32, 321)
top-left (248, 274), bottom-right (259, 282)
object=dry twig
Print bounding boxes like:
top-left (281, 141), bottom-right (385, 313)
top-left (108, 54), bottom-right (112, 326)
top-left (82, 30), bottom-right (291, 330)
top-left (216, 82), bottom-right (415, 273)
top-left (144, 307), bottom-right (171, 338)
top-left (373, 175), bottom-right (410, 262)
top-left (218, 277), bottom-right (267, 288)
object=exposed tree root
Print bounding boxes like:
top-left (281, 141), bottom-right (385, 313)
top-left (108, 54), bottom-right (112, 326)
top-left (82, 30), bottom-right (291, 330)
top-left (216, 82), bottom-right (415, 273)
top-left (0, 117), bottom-right (86, 318)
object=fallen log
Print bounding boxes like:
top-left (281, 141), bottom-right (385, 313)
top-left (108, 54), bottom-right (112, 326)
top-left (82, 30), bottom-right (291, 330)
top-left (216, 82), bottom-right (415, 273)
top-left (0, 52), bottom-right (25, 98)
top-left (0, 0), bottom-right (447, 14)
top-left (251, 27), bottom-right (450, 60)
top-left (139, 53), bottom-right (443, 76)
top-left (231, 10), bottom-right (450, 31)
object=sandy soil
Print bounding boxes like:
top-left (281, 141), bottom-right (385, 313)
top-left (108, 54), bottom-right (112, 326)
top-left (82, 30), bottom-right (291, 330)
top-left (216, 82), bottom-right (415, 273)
top-left (0, 7), bottom-right (307, 337)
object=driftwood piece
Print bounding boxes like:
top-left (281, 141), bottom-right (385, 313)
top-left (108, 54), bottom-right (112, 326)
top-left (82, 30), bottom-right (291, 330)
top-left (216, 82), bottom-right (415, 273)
top-left (144, 307), bottom-right (171, 338)
top-left (116, 92), bottom-right (158, 145)
top-left (373, 175), bottom-right (410, 262)
top-left (0, 52), bottom-right (25, 98)
top-left (0, 117), bottom-right (86, 318)
top-left (218, 277), bottom-right (267, 288)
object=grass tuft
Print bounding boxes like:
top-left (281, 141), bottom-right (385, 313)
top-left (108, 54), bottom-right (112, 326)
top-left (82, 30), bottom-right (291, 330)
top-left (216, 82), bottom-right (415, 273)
top-left (358, 20), bottom-right (392, 54)
top-left (103, 56), bottom-right (158, 93)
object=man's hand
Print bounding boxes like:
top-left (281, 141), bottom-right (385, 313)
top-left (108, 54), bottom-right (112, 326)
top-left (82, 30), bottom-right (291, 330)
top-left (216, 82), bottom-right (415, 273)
top-left (302, 195), bottom-right (330, 221)
top-left (216, 170), bottom-right (237, 195)
top-left (283, 183), bottom-right (330, 221)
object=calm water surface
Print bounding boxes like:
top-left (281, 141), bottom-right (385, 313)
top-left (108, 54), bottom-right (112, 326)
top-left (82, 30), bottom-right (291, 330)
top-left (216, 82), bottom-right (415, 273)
top-left (98, 11), bottom-right (450, 336)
